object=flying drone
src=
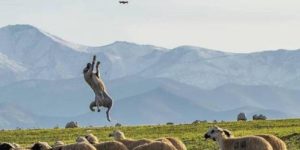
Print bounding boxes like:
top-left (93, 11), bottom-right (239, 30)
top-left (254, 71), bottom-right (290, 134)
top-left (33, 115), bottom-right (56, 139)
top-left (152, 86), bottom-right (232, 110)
top-left (119, 1), bottom-right (128, 4)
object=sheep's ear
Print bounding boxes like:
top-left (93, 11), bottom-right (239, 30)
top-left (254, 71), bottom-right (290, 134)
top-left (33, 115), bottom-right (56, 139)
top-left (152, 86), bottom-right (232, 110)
top-left (223, 129), bottom-right (232, 137)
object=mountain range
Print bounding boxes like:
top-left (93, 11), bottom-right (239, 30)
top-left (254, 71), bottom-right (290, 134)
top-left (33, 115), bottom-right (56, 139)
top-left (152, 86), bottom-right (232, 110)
top-left (0, 24), bottom-right (299, 128)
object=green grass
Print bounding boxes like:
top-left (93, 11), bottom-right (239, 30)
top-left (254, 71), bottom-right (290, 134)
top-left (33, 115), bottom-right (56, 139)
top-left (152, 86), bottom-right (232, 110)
top-left (1, 119), bottom-right (300, 150)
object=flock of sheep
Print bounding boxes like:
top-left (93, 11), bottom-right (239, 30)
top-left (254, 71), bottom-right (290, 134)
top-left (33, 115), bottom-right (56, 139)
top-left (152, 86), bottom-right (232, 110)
top-left (0, 126), bottom-right (287, 150)
top-left (0, 130), bottom-right (186, 150)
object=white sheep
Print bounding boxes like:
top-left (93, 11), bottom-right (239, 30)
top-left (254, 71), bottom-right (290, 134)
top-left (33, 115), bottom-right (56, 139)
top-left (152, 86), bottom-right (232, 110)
top-left (12, 143), bottom-right (21, 149)
top-left (76, 136), bottom-right (128, 150)
top-left (204, 126), bottom-right (273, 150)
top-left (223, 129), bottom-right (287, 150)
top-left (52, 142), bottom-right (96, 150)
top-left (156, 137), bottom-right (186, 150)
top-left (0, 142), bottom-right (16, 150)
top-left (109, 130), bottom-right (153, 150)
top-left (133, 141), bottom-right (177, 150)
top-left (256, 135), bottom-right (287, 150)
top-left (31, 142), bottom-right (52, 150)
top-left (76, 136), bottom-right (90, 143)
top-left (53, 141), bottom-right (65, 148)
top-left (93, 141), bottom-right (129, 150)
top-left (85, 133), bottom-right (99, 144)
top-left (165, 137), bottom-right (186, 150)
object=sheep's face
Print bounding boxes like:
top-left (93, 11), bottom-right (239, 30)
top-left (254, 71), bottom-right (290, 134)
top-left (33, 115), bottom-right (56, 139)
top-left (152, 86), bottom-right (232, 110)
top-left (109, 130), bottom-right (126, 140)
top-left (76, 136), bottom-right (89, 143)
top-left (204, 126), bottom-right (231, 141)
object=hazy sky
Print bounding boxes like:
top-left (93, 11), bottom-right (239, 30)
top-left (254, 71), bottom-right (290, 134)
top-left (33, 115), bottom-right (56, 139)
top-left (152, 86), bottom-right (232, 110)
top-left (0, 0), bottom-right (300, 52)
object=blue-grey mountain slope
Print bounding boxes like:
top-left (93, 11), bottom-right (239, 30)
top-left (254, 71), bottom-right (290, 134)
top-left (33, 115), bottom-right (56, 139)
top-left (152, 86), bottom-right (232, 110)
top-left (0, 76), bottom-right (294, 128)
top-left (0, 24), bottom-right (299, 128)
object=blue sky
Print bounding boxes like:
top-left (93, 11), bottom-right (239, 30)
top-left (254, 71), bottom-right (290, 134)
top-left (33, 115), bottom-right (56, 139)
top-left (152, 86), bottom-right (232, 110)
top-left (0, 0), bottom-right (300, 52)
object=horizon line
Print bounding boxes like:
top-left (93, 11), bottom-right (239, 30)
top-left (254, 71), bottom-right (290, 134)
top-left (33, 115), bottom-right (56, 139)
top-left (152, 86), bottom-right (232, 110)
top-left (1, 24), bottom-right (300, 54)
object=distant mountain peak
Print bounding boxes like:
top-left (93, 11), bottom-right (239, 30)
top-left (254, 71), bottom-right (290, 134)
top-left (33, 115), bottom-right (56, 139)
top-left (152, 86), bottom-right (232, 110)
top-left (173, 45), bottom-right (227, 54)
top-left (3, 24), bottom-right (38, 32)
top-left (1, 24), bottom-right (88, 53)
top-left (113, 41), bottom-right (136, 45)
top-left (109, 41), bottom-right (167, 51)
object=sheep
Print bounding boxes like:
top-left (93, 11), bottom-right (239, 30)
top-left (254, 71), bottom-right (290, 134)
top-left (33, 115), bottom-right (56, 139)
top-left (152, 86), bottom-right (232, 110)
top-left (53, 141), bottom-right (65, 148)
top-left (256, 135), bottom-right (287, 150)
top-left (155, 137), bottom-right (186, 150)
top-left (77, 135), bottom-right (128, 150)
top-left (0, 142), bottom-right (30, 150)
top-left (164, 137), bottom-right (186, 150)
top-left (204, 126), bottom-right (273, 150)
top-left (0, 142), bottom-right (16, 150)
top-left (85, 133), bottom-right (99, 144)
top-left (12, 143), bottom-right (21, 149)
top-left (76, 136), bottom-right (90, 143)
top-left (52, 136), bottom-right (96, 150)
top-left (93, 141), bottom-right (129, 150)
top-left (52, 142), bottom-right (96, 150)
top-left (109, 130), bottom-right (153, 150)
top-left (223, 129), bottom-right (287, 150)
top-left (31, 142), bottom-right (52, 150)
top-left (133, 141), bottom-right (177, 150)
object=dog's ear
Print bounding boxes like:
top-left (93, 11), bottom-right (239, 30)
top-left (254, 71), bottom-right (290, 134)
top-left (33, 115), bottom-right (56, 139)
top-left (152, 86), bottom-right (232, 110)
top-left (223, 129), bottom-right (233, 137)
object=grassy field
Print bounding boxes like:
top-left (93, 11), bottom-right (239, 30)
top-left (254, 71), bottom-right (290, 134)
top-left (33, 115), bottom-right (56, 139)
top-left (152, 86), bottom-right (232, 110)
top-left (0, 119), bottom-right (300, 150)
